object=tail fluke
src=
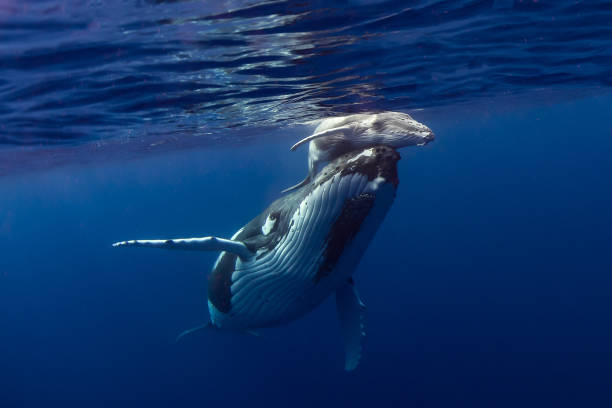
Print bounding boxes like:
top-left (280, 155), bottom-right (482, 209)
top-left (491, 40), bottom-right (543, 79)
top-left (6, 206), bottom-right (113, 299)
top-left (175, 323), bottom-right (213, 343)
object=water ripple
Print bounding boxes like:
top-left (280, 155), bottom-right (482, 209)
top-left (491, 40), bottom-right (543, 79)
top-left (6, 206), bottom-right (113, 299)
top-left (0, 0), bottom-right (611, 148)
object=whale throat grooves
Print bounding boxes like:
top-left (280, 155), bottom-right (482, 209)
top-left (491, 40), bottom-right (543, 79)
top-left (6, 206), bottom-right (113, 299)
top-left (208, 252), bottom-right (237, 313)
top-left (315, 193), bottom-right (376, 283)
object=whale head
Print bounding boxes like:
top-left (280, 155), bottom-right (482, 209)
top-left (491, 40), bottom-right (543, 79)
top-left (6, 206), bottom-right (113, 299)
top-left (362, 111), bottom-right (435, 147)
top-left (283, 111), bottom-right (433, 194)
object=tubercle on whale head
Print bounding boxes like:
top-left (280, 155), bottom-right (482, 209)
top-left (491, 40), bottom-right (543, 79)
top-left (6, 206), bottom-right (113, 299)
top-left (313, 145), bottom-right (401, 188)
top-left (378, 113), bottom-right (435, 147)
top-left (418, 125), bottom-right (435, 144)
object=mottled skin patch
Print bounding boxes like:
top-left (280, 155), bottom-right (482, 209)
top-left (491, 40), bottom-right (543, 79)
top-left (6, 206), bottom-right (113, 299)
top-left (207, 252), bottom-right (238, 313)
top-left (315, 193), bottom-right (376, 283)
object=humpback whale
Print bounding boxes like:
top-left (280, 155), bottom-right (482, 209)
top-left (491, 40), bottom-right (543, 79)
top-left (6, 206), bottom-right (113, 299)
top-left (283, 111), bottom-right (434, 192)
top-left (113, 145), bottom-right (402, 370)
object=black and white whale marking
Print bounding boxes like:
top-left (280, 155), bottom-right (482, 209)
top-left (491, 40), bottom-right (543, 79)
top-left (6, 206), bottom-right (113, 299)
top-left (284, 111), bottom-right (434, 192)
top-left (113, 146), bottom-right (400, 371)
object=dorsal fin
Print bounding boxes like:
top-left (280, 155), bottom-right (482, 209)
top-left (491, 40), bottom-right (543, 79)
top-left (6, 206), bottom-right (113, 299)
top-left (112, 236), bottom-right (253, 260)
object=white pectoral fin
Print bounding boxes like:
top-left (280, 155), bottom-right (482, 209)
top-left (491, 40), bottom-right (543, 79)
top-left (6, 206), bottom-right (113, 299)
top-left (112, 236), bottom-right (253, 259)
top-left (289, 125), bottom-right (351, 151)
top-left (335, 279), bottom-right (366, 371)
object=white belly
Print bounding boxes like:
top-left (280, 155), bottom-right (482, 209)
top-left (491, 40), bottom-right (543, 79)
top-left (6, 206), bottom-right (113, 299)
top-left (209, 169), bottom-right (396, 329)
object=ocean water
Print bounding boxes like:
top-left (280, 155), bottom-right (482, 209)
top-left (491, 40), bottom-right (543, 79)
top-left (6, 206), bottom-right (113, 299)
top-left (1, 1), bottom-right (612, 407)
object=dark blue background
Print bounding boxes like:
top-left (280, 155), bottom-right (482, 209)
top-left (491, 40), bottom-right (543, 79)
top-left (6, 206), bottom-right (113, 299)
top-left (2, 93), bottom-right (611, 407)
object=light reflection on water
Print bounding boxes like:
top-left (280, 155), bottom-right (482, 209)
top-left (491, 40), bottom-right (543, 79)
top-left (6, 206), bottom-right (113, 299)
top-left (0, 0), bottom-right (610, 150)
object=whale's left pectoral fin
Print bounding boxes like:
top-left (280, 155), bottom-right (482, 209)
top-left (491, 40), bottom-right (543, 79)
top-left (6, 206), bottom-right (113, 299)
top-left (289, 125), bottom-right (351, 151)
top-left (336, 278), bottom-right (366, 371)
top-left (112, 236), bottom-right (253, 260)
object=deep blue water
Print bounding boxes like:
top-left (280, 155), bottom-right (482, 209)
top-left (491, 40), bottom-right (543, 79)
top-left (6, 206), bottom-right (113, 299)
top-left (2, 1), bottom-right (612, 407)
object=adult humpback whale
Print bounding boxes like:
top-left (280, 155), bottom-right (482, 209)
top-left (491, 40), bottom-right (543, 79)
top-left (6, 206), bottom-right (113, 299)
top-left (283, 111), bottom-right (434, 192)
top-left (113, 145), bottom-right (401, 370)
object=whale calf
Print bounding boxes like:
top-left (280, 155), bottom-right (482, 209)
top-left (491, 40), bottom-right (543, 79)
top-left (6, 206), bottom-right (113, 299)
top-left (114, 145), bottom-right (402, 370)
top-left (283, 111), bottom-right (434, 192)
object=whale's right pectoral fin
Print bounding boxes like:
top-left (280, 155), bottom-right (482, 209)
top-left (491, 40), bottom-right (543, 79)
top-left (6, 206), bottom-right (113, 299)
top-left (112, 236), bottom-right (253, 260)
top-left (281, 158), bottom-right (319, 194)
top-left (336, 278), bottom-right (366, 371)
top-left (281, 174), bottom-right (311, 194)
